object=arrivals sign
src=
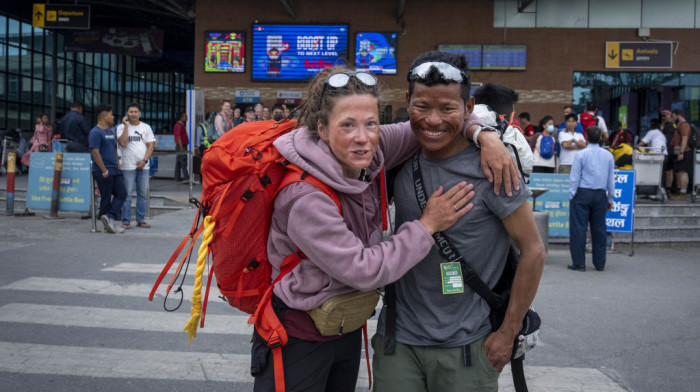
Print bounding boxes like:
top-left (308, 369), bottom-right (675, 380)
top-left (33, 3), bottom-right (90, 29)
top-left (605, 41), bottom-right (672, 69)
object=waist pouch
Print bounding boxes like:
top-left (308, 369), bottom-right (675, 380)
top-left (307, 290), bottom-right (380, 336)
top-left (489, 299), bottom-right (541, 360)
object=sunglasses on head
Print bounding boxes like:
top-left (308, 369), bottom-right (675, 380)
top-left (321, 71), bottom-right (378, 97)
top-left (407, 61), bottom-right (468, 83)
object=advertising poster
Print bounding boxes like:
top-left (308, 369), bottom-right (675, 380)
top-left (26, 153), bottom-right (92, 212)
top-left (252, 24), bottom-right (348, 81)
top-left (204, 31), bottom-right (245, 72)
top-left (528, 173), bottom-right (571, 237)
top-left (355, 32), bottom-right (397, 74)
top-left (606, 170), bottom-right (636, 233)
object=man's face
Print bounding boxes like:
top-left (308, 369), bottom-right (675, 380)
top-left (662, 113), bottom-right (671, 123)
top-left (246, 110), bottom-right (256, 121)
top-left (563, 107), bottom-right (572, 119)
top-left (127, 107), bottom-right (140, 123)
top-left (222, 102), bottom-right (231, 114)
top-left (566, 117), bottom-right (577, 131)
top-left (103, 110), bottom-right (114, 127)
top-left (407, 82), bottom-right (472, 160)
top-left (272, 108), bottom-right (284, 121)
top-left (255, 104), bottom-right (263, 118)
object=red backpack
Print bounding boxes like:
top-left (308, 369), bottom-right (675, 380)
top-left (579, 112), bottom-right (598, 137)
top-left (148, 119), bottom-right (342, 391)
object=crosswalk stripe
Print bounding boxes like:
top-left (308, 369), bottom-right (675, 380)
top-left (103, 263), bottom-right (176, 274)
top-left (0, 341), bottom-right (371, 386)
top-left (0, 341), bottom-right (624, 390)
top-left (0, 303), bottom-right (378, 337)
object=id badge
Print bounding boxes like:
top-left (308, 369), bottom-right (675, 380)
top-left (440, 262), bottom-right (464, 295)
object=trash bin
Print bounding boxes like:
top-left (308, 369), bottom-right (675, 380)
top-left (149, 156), bottom-right (158, 177)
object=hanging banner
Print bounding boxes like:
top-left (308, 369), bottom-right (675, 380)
top-left (26, 153), bottom-right (92, 212)
top-left (64, 28), bottom-right (164, 57)
top-left (606, 170), bottom-right (636, 233)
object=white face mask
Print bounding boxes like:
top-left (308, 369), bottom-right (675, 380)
top-left (546, 124), bottom-right (554, 133)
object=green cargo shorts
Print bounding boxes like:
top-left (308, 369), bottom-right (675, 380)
top-left (371, 334), bottom-right (499, 392)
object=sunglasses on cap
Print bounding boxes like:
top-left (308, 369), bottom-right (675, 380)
top-left (321, 71), bottom-right (377, 97)
top-left (407, 61), bottom-right (468, 83)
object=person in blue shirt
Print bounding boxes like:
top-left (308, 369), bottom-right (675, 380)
top-left (89, 103), bottom-right (126, 234)
top-left (567, 126), bottom-right (615, 272)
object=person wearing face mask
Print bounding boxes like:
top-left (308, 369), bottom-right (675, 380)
top-left (532, 115), bottom-right (556, 173)
top-left (270, 103), bottom-right (285, 121)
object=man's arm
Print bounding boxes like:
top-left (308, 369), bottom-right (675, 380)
top-left (569, 155), bottom-right (582, 200)
top-left (214, 114), bottom-right (224, 136)
top-left (464, 126), bottom-right (520, 196)
top-left (483, 202), bottom-right (545, 371)
top-left (117, 121), bottom-right (129, 147)
top-left (678, 124), bottom-right (689, 159)
top-left (137, 142), bottom-right (155, 170)
top-left (90, 149), bottom-right (109, 178)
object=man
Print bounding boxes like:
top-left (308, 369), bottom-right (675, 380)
top-left (579, 102), bottom-right (609, 141)
top-left (173, 111), bottom-right (189, 182)
top-left (637, 118), bottom-right (667, 154)
top-left (373, 51), bottom-right (545, 392)
top-left (262, 106), bottom-right (271, 121)
top-left (254, 103), bottom-right (264, 121)
top-left (558, 113), bottom-right (587, 173)
top-left (243, 106), bottom-right (256, 123)
top-left (670, 109), bottom-right (693, 201)
top-left (62, 102), bottom-right (91, 152)
top-left (117, 102), bottom-right (155, 230)
top-left (89, 104), bottom-right (126, 234)
top-left (270, 104), bottom-right (285, 121)
top-left (213, 100), bottom-right (232, 140)
top-left (518, 112), bottom-right (535, 139)
top-left (558, 105), bottom-right (584, 134)
top-left (567, 126), bottom-right (615, 272)
top-left (660, 110), bottom-right (676, 195)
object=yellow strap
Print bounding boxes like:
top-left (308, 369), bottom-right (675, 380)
top-left (183, 215), bottom-right (215, 343)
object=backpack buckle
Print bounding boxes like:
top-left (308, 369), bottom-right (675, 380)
top-left (267, 334), bottom-right (282, 348)
top-left (241, 189), bottom-right (254, 202)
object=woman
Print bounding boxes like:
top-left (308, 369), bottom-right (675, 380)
top-left (251, 66), bottom-right (477, 391)
top-left (532, 115), bottom-right (556, 173)
top-left (232, 106), bottom-right (243, 126)
top-left (21, 113), bottom-right (53, 167)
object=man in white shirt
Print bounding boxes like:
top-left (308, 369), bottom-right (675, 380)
top-left (637, 118), bottom-right (667, 155)
top-left (117, 103), bottom-right (155, 229)
top-left (558, 113), bottom-right (587, 173)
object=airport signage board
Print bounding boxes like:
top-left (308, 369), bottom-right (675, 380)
top-left (33, 3), bottom-right (90, 29)
top-left (605, 41), bottom-right (672, 69)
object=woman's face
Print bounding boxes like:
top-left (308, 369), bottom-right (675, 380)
top-left (42, 115), bottom-right (49, 125)
top-left (318, 94), bottom-right (380, 178)
top-left (233, 108), bottom-right (241, 118)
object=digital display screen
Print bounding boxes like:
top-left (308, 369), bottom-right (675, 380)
top-left (251, 24), bottom-right (349, 81)
top-left (204, 31), bottom-right (245, 72)
top-left (482, 44), bottom-right (527, 71)
top-left (355, 32), bottom-right (397, 75)
top-left (438, 44), bottom-right (482, 70)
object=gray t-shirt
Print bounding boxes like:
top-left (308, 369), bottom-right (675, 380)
top-left (376, 145), bottom-right (529, 347)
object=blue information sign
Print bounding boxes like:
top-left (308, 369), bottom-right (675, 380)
top-left (606, 170), bottom-right (636, 233)
top-left (528, 173), bottom-right (571, 237)
top-left (26, 153), bottom-right (92, 212)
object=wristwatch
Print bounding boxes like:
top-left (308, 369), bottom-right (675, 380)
top-left (472, 125), bottom-right (498, 149)
top-left (143, 159), bottom-right (148, 163)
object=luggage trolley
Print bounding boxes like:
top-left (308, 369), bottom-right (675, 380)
top-left (693, 149), bottom-right (700, 202)
top-left (633, 147), bottom-right (666, 202)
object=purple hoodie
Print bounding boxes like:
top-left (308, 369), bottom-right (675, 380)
top-left (269, 114), bottom-right (480, 311)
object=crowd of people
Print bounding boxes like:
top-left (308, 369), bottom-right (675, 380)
top-left (514, 104), bottom-right (694, 200)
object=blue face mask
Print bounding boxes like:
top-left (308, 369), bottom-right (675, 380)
top-left (546, 124), bottom-right (554, 133)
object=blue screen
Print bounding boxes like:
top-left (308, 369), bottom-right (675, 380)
top-left (252, 24), bottom-right (349, 81)
top-left (482, 45), bottom-right (527, 70)
top-left (355, 32), bottom-right (397, 75)
top-left (438, 44), bottom-right (482, 70)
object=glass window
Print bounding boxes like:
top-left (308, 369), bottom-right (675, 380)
top-left (32, 50), bottom-right (42, 77)
top-left (21, 77), bottom-right (32, 103)
top-left (57, 58), bottom-right (65, 82)
top-left (0, 72), bottom-right (5, 100)
top-left (20, 49), bottom-right (31, 76)
top-left (0, 101), bottom-right (6, 130)
top-left (32, 78), bottom-right (43, 104)
top-left (65, 60), bottom-right (74, 84)
top-left (44, 55), bottom-right (52, 78)
top-left (7, 74), bottom-right (18, 100)
top-left (33, 27), bottom-right (44, 52)
top-left (45, 30), bottom-right (53, 53)
top-left (43, 80), bottom-right (52, 106)
top-left (8, 18), bottom-right (20, 46)
top-left (0, 43), bottom-right (6, 73)
top-left (56, 32), bottom-right (64, 57)
top-left (20, 104), bottom-right (32, 130)
top-left (7, 102), bottom-right (19, 130)
top-left (0, 14), bottom-right (6, 40)
top-left (20, 21), bottom-right (32, 45)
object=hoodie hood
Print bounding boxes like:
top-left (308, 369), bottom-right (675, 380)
top-left (274, 126), bottom-right (386, 195)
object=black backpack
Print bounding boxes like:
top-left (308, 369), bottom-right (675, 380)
top-left (688, 123), bottom-right (699, 150)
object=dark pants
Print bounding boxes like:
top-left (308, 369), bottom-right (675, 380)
top-left (570, 188), bottom-right (608, 270)
top-left (252, 324), bottom-right (362, 392)
top-left (66, 141), bottom-right (89, 153)
top-left (93, 170), bottom-right (126, 220)
top-left (174, 153), bottom-right (188, 181)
